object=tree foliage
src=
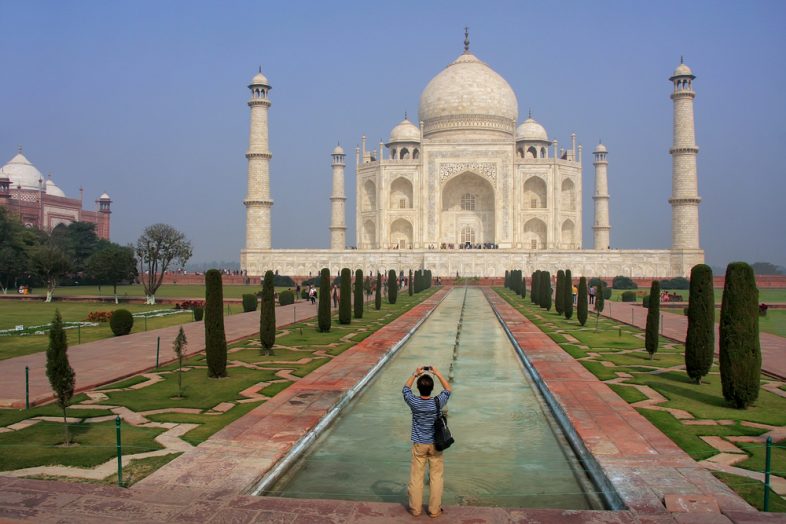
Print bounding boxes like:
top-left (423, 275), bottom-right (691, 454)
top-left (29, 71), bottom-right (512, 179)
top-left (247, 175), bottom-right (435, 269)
top-left (750, 262), bottom-right (783, 275)
top-left (354, 269), bottom-right (364, 319)
top-left (686, 264), bottom-right (714, 384)
top-left (645, 281), bottom-right (660, 360)
top-left (388, 269), bottom-right (398, 304)
top-left (541, 271), bottom-right (552, 311)
top-left (375, 272), bottom-right (382, 310)
top-left (86, 243), bottom-right (136, 302)
top-left (719, 262), bottom-right (761, 409)
top-left (173, 326), bottom-right (187, 397)
top-left (564, 269), bottom-right (573, 320)
top-left (555, 270), bottom-right (565, 315)
top-left (260, 270), bottom-right (276, 354)
top-left (30, 243), bottom-right (71, 302)
top-left (135, 223), bottom-right (192, 304)
top-left (408, 269), bottom-right (413, 296)
top-left (531, 271), bottom-right (539, 305)
top-left (318, 268), bottom-right (332, 332)
top-left (521, 274), bottom-right (526, 299)
top-left (0, 208), bottom-right (31, 294)
top-left (204, 269), bottom-right (228, 377)
top-left (46, 309), bottom-right (75, 445)
top-left (339, 268), bottom-right (352, 324)
top-left (577, 277), bottom-right (588, 326)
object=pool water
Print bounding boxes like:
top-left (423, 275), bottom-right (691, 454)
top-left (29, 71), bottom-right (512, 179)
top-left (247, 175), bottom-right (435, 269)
top-left (264, 288), bottom-right (603, 509)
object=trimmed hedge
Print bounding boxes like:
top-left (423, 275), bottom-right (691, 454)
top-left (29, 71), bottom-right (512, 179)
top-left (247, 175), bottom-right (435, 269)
top-left (621, 291), bottom-right (637, 302)
top-left (388, 269), bottom-right (398, 305)
top-left (564, 269), bottom-right (573, 320)
top-left (685, 264), bottom-right (714, 384)
top-left (645, 281), bottom-right (660, 360)
top-left (719, 262), bottom-right (761, 409)
top-left (242, 293), bottom-right (258, 313)
top-left (555, 270), bottom-right (565, 315)
top-left (110, 309), bottom-right (133, 336)
top-left (577, 277), bottom-right (588, 326)
top-left (375, 272), bottom-right (382, 310)
top-left (279, 290), bottom-right (294, 306)
top-left (260, 270), bottom-right (276, 354)
top-left (204, 269), bottom-right (228, 378)
top-left (612, 276), bottom-right (638, 290)
top-left (339, 268), bottom-right (351, 324)
top-left (354, 269), bottom-right (364, 319)
top-left (318, 268), bottom-right (331, 332)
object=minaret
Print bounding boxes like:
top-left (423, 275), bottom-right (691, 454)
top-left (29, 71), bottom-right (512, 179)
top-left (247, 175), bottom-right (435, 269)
top-left (244, 68), bottom-right (273, 250)
top-left (592, 142), bottom-right (611, 249)
top-left (669, 59), bottom-right (701, 250)
top-left (329, 144), bottom-right (346, 250)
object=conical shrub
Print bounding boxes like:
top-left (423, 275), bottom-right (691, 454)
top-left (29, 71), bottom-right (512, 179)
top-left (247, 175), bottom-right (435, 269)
top-left (685, 264), bottom-right (714, 383)
top-left (204, 269), bottom-right (228, 377)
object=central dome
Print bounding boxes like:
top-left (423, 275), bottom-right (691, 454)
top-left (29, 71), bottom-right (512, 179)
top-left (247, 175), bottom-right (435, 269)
top-left (418, 52), bottom-right (518, 139)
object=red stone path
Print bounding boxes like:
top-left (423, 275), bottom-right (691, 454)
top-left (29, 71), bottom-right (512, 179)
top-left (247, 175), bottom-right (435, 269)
top-left (599, 301), bottom-right (786, 380)
top-left (0, 301), bottom-right (321, 408)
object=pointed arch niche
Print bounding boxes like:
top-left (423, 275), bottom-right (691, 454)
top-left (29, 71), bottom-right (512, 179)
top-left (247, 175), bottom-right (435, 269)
top-left (523, 176), bottom-right (547, 209)
top-left (561, 178), bottom-right (576, 211)
top-left (362, 180), bottom-right (376, 211)
top-left (440, 172), bottom-right (495, 245)
top-left (523, 218), bottom-right (547, 250)
top-left (389, 177), bottom-right (413, 209)
top-left (390, 218), bottom-right (413, 249)
top-left (362, 220), bottom-right (376, 248)
top-left (561, 219), bottom-right (576, 248)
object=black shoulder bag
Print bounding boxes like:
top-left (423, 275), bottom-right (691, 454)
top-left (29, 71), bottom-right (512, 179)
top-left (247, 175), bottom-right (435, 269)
top-left (433, 396), bottom-right (454, 451)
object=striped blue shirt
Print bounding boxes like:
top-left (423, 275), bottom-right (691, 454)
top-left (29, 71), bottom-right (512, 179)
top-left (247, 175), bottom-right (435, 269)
top-left (403, 386), bottom-right (451, 444)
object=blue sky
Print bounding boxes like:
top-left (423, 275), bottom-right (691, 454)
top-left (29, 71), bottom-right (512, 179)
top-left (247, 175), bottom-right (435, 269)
top-left (1, 0), bottom-right (784, 268)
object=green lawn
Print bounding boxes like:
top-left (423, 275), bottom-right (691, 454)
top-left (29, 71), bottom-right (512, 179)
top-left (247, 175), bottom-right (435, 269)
top-left (20, 284), bottom-right (293, 300)
top-left (760, 310), bottom-right (786, 338)
top-left (712, 471), bottom-right (786, 512)
top-left (0, 420), bottom-right (165, 471)
top-left (609, 287), bottom-right (786, 304)
top-left (0, 286), bottom-right (438, 481)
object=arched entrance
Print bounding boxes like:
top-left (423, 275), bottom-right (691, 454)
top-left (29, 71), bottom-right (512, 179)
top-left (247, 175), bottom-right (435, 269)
top-left (390, 218), bottom-right (413, 249)
top-left (523, 218), bottom-right (547, 250)
top-left (440, 172), bottom-right (495, 246)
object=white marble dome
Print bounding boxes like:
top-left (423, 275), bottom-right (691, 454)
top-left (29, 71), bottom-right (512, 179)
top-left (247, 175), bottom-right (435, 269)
top-left (1, 152), bottom-right (44, 190)
top-left (388, 118), bottom-right (420, 143)
top-left (332, 144), bottom-right (344, 155)
top-left (672, 62), bottom-right (694, 78)
top-left (45, 178), bottom-right (66, 197)
top-left (418, 52), bottom-right (518, 127)
top-left (250, 71), bottom-right (269, 85)
top-left (99, 192), bottom-right (111, 200)
top-left (516, 117), bottom-right (548, 142)
top-left (594, 142), bottom-right (608, 154)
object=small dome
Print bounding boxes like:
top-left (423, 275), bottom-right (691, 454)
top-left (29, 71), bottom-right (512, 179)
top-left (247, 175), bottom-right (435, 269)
top-left (99, 192), bottom-right (111, 200)
top-left (516, 117), bottom-right (548, 142)
top-left (250, 70), bottom-right (269, 86)
top-left (45, 178), bottom-right (66, 198)
top-left (332, 145), bottom-right (344, 155)
top-left (594, 142), bottom-right (607, 154)
top-left (1, 151), bottom-right (44, 190)
top-left (671, 62), bottom-right (694, 78)
top-left (388, 118), bottom-right (421, 143)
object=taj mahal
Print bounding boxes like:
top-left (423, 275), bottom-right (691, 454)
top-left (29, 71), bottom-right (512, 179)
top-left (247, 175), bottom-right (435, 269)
top-left (241, 33), bottom-right (703, 279)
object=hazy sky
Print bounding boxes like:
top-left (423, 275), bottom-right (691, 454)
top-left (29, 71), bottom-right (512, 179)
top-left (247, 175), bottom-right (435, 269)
top-left (1, 1), bottom-right (784, 268)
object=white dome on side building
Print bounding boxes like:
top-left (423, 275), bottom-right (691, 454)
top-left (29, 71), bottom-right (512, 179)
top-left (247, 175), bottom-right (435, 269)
top-left (418, 51), bottom-right (518, 139)
top-left (45, 178), bottom-right (66, 197)
top-left (388, 118), bottom-right (421, 143)
top-left (516, 117), bottom-right (548, 142)
top-left (1, 152), bottom-right (45, 190)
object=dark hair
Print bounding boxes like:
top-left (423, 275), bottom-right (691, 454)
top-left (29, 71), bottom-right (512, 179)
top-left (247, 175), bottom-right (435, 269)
top-left (416, 375), bottom-right (434, 396)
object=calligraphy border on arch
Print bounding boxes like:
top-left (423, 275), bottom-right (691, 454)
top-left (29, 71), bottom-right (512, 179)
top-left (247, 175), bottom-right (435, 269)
top-left (439, 162), bottom-right (497, 186)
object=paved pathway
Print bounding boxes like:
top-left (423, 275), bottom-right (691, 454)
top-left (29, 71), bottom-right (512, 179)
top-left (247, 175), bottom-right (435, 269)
top-left (600, 301), bottom-right (786, 380)
top-left (0, 300), bottom-right (322, 408)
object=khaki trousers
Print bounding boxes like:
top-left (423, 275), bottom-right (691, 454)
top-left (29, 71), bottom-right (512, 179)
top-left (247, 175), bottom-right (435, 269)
top-left (407, 443), bottom-right (444, 515)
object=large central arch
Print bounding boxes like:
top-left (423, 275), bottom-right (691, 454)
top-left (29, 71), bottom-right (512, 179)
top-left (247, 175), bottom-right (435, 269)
top-left (440, 172), bottom-right (495, 245)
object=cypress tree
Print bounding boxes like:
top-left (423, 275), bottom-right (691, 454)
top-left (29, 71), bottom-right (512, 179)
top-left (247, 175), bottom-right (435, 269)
top-left (505, 270), bottom-right (510, 289)
top-left (204, 269), bottom-right (228, 378)
top-left (259, 270), bottom-right (276, 355)
top-left (339, 268), bottom-right (352, 324)
top-left (594, 284), bottom-right (605, 330)
top-left (564, 269), bottom-right (573, 320)
top-left (645, 281), bottom-right (660, 359)
top-left (531, 271), bottom-right (539, 304)
top-left (719, 262), bottom-right (761, 409)
top-left (577, 277), bottom-right (588, 326)
top-left (542, 271), bottom-right (552, 311)
top-left (318, 267), bottom-right (331, 332)
top-left (46, 309), bottom-right (75, 445)
top-left (354, 269), bottom-right (364, 319)
top-left (408, 269), bottom-right (413, 296)
top-left (375, 272), bottom-right (382, 310)
top-left (388, 269), bottom-right (398, 304)
top-left (555, 270), bottom-right (565, 315)
top-left (686, 264), bottom-right (714, 383)
top-left (521, 275), bottom-right (527, 299)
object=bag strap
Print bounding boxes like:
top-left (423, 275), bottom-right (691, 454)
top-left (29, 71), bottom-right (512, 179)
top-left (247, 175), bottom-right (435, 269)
top-left (434, 396), bottom-right (441, 413)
